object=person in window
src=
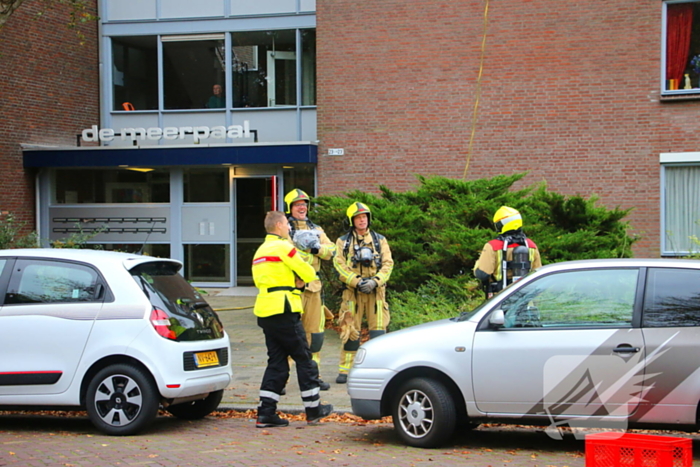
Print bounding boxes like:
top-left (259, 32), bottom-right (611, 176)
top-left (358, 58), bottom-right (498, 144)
top-left (207, 84), bottom-right (225, 108)
top-left (474, 206), bottom-right (542, 299)
top-left (333, 202), bottom-right (394, 384)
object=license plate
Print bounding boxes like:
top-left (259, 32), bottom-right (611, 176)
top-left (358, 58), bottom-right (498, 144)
top-left (194, 351), bottom-right (219, 368)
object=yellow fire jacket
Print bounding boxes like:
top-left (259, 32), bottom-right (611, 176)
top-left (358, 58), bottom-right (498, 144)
top-left (252, 234), bottom-right (317, 318)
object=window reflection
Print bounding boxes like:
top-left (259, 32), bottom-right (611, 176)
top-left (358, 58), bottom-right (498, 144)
top-left (112, 36), bottom-right (158, 111)
top-left (163, 36), bottom-right (226, 110)
top-left (54, 169), bottom-right (170, 204)
top-left (643, 268), bottom-right (700, 326)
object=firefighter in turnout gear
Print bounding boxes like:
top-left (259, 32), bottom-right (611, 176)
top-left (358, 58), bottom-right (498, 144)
top-left (333, 202), bottom-right (393, 384)
top-left (252, 211), bottom-right (333, 428)
top-left (284, 189), bottom-right (336, 391)
top-left (474, 206), bottom-right (542, 299)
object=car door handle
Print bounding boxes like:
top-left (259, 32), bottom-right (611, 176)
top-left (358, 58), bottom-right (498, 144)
top-left (613, 345), bottom-right (640, 353)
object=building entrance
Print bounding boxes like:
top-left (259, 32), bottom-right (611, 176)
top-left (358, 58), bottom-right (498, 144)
top-left (234, 176), bottom-right (276, 285)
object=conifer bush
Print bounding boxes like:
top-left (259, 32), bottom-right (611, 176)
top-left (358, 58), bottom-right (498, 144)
top-left (312, 174), bottom-right (636, 330)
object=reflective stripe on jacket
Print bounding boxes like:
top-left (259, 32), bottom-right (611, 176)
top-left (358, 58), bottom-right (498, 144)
top-left (252, 234), bottom-right (317, 318)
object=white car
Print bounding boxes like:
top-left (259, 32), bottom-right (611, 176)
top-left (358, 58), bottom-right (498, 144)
top-left (0, 249), bottom-right (232, 435)
top-left (348, 258), bottom-right (700, 447)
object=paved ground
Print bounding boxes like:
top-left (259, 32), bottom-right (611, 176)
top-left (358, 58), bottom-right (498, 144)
top-left (205, 287), bottom-right (351, 413)
top-left (2, 288), bottom-right (700, 466)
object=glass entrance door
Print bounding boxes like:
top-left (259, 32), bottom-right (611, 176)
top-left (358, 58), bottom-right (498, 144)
top-left (235, 176), bottom-right (276, 285)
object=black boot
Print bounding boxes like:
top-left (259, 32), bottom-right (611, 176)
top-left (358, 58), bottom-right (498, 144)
top-left (319, 379), bottom-right (330, 391)
top-left (335, 373), bottom-right (347, 384)
top-left (306, 403), bottom-right (333, 424)
top-left (256, 413), bottom-right (289, 428)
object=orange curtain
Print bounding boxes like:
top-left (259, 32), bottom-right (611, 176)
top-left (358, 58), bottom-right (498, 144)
top-left (666, 3), bottom-right (694, 82)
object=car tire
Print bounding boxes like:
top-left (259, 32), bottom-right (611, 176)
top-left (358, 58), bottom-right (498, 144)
top-left (166, 389), bottom-right (224, 420)
top-left (85, 363), bottom-right (159, 436)
top-left (392, 377), bottom-right (456, 448)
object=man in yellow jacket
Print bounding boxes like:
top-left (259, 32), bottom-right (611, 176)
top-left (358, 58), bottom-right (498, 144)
top-left (333, 202), bottom-right (393, 384)
top-left (252, 211), bottom-right (333, 428)
top-left (285, 189), bottom-right (336, 390)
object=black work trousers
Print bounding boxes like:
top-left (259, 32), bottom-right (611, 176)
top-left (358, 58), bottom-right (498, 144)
top-left (257, 309), bottom-right (321, 416)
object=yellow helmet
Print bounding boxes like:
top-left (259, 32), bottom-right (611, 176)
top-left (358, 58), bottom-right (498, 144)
top-left (284, 189), bottom-right (310, 214)
top-left (493, 206), bottom-right (522, 234)
top-left (346, 202), bottom-right (372, 225)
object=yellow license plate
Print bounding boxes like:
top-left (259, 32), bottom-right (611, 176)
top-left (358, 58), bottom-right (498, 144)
top-left (194, 351), bottom-right (219, 368)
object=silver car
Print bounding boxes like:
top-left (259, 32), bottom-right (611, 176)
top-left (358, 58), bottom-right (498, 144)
top-left (348, 258), bottom-right (700, 447)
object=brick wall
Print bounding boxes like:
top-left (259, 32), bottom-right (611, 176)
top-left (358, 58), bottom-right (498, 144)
top-left (0, 0), bottom-right (99, 233)
top-left (317, 0), bottom-right (700, 257)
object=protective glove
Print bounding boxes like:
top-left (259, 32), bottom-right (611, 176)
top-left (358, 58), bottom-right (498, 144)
top-left (358, 278), bottom-right (378, 294)
top-left (338, 311), bottom-right (359, 344)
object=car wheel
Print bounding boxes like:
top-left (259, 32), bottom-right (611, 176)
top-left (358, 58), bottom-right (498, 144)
top-left (85, 363), bottom-right (159, 436)
top-left (166, 389), bottom-right (224, 420)
top-left (392, 377), bottom-right (456, 448)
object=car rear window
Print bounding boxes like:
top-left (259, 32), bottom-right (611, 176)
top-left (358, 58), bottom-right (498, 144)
top-left (130, 261), bottom-right (225, 341)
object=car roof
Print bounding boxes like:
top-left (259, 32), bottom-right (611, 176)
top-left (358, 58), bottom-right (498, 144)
top-left (0, 248), bottom-right (181, 271)
top-left (537, 257), bottom-right (700, 272)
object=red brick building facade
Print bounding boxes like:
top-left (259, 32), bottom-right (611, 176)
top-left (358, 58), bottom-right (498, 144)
top-left (317, 0), bottom-right (700, 257)
top-left (0, 0), bottom-right (98, 228)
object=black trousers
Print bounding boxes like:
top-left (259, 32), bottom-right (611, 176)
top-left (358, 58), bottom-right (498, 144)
top-left (257, 309), bottom-right (321, 416)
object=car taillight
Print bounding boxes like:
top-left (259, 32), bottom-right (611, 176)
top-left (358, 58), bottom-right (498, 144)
top-left (150, 307), bottom-right (177, 340)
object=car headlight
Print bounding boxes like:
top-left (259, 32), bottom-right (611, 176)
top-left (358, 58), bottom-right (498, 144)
top-left (354, 348), bottom-right (366, 365)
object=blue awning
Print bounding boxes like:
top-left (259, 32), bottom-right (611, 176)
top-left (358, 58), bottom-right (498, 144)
top-left (23, 143), bottom-right (317, 168)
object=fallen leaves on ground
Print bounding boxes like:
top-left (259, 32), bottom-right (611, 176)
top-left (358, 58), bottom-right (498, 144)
top-left (209, 409), bottom-right (392, 425)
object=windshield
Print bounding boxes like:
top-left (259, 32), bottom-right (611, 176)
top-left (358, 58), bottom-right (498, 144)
top-left (131, 261), bottom-right (224, 341)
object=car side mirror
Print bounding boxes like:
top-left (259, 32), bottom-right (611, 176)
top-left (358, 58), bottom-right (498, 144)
top-left (489, 309), bottom-right (505, 328)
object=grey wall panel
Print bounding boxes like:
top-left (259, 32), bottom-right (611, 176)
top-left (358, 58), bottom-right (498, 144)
top-left (230, 0), bottom-right (296, 16)
top-left (106, 0), bottom-right (157, 21)
top-left (161, 0), bottom-right (225, 19)
top-left (181, 205), bottom-right (231, 242)
top-left (49, 206), bottom-right (170, 243)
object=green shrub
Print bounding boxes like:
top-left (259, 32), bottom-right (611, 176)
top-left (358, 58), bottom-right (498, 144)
top-left (313, 174), bottom-right (636, 329)
top-left (0, 212), bottom-right (38, 249)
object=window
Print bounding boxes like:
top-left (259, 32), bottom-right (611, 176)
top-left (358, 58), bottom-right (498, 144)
top-left (54, 169), bottom-right (170, 204)
top-left (184, 244), bottom-right (230, 282)
top-left (643, 267), bottom-right (700, 326)
top-left (283, 166), bottom-right (315, 199)
top-left (664, 1), bottom-right (700, 93)
top-left (660, 154), bottom-right (700, 254)
top-left (231, 29), bottom-right (296, 107)
top-left (5, 260), bottom-right (100, 304)
top-left (163, 35), bottom-right (226, 110)
top-left (184, 168), bottom-right (230, 203)
top-left (301, 29), bottom-right (316, 106)
top-left (112, 36), bottom-right (158, 111)
top-left (497, 269), bottom-right (638, 328)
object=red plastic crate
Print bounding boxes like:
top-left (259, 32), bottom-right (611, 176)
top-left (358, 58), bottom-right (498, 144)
top-left (585, 432), bottom-right (692, 467)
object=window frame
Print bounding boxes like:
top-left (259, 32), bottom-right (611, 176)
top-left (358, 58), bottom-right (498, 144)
top-left (660, 152), bottom-right (700, 255)
top-left (662, 0), bottom-right (700, 97)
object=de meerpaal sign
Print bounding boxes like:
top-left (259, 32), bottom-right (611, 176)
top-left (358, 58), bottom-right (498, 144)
top-left (82, 121), bottom-right (251, 144)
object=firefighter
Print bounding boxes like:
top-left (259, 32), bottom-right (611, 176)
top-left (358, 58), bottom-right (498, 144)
top-left (474, 206), bottom-right (542, 299)
top-left (333, 202), bottom-right (394, 384)
top-left (252, 211), bottom-right (333, 428)
top-left (285, 189), bottom-right (336, 391)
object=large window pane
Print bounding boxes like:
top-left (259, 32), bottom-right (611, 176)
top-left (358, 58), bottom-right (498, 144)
top-left (301, 29), bottom-right (316, 105)
top-left (231, 30), bottom-right (296, 108)
top-left (643, 268), bottom-right (700, 327)
top-left (163, 36), bottom-right (226, 110)
top-left (664, 165), bottom-right (700, 252)
top-left (54, 169), bottom-right (170, 204)
top-left (184, 244), bottom-right (230, 282)
top-left (112, 36), bottom-right (158, 111)
top-left (184, 168), bottom-right (230, 202)
top-left (283, 166), bottom-right (315, 198)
